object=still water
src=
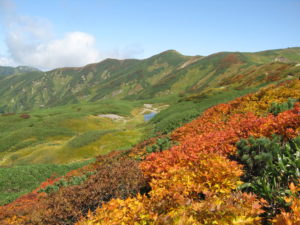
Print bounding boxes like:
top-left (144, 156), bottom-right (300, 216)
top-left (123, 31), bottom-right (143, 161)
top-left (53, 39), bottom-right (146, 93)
top-left (144, 112), bottom-right (157, 121)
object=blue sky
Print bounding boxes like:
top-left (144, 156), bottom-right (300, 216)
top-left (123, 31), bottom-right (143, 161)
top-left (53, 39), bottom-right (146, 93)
top-left (0, 0), bottom-right (299, 70)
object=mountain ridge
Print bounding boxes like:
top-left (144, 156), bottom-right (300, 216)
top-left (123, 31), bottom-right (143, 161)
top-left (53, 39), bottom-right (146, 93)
top-left (0, 66), bottom-right (40, 78)
top-left (0, 47), bottom-right (299, 112)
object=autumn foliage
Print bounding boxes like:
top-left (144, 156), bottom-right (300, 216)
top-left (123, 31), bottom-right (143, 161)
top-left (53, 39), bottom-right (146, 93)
top-left (0, 152), bottom-right (148, 225)
top-left (1, 79), bottom-right (300, 224)
top-left (273, 181), bottom-right (300, 224)
top-left (19, 114), bottom-right (31, 119)
top-left (76, 81), bottom-right (300, 224)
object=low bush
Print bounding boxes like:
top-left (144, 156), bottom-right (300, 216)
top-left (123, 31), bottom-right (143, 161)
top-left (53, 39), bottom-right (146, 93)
top-left (146, 137), bottom-right (172, 154)
top-left (268, 98), bottom-right (297, 115)
top-left (237, 135), bottom-right (300, 221)
top-left (38, 171), bottom-right (95, 194)
top-left (28, 155), bottom-right (148, 225)
top-left (19, 114), bottom-right (30, 119)
top-left (273, 181), bottom-right (300, 224)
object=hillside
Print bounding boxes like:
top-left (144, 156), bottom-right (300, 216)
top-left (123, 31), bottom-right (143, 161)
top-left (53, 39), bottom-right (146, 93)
top-left (1, 48), bottom-right (300, 167)
top-left (0, 79), bottom-right (299, 224)
top-left (0, 66), bottom-right (39, 79)
top-left (0, 100), bottom-right (163, 166)
top-left (0, 48), bottom-right (299, 223)
top-left (0, 48), bottom-right (300, 112)
top-left (0, 48), bottom-right (299, 171)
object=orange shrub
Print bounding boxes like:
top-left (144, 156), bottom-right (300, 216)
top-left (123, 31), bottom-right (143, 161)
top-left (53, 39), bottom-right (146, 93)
top-left (159, 192), bottom-right (263, 225)
top-left (76, 195), bottom-right (152, 225)
top-left (273, 182), bottom-right (300, 225)
top-left (4, 79), bottom-right (300, 224)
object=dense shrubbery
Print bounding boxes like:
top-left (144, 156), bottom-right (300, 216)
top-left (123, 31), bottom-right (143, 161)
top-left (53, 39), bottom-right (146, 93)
top-left (268, 98), bottom-right (297, 115)
top-left (37, 171), bottom-right (95, 194)
top-left (1, 79), bottom-right (300, 224)
top-left (230, 79), bottom-right (300, 116)
top-left (237, 135), bottom-right (300, 220)
top-left (0, 152), bottom-right (148, 225)
top-left (128, 134), bottom-right (176, 161)
top-left (77, 152), bottom-right (263, 225)
top-left (146, 137), bottom-right (172, 154)
top-left (29, 155), bottom-right (147, 225)
top-left (273, 181), bottom-right (300, 224)
top-left (77, 80), bottom-right (300, 224)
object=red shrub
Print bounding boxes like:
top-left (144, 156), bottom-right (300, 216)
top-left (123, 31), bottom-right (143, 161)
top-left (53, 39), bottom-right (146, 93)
top-left (19, 114), bottom-right (30, 119)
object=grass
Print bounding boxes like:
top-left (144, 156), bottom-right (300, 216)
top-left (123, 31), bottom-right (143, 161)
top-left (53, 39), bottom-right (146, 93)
top-left (0, 160), bottom-right (93, 206)
top-left (0, 99), bottom-right (156, 166)
top-left (66, 130), bottom-right (117, 148)
top-left (0, 80), bottom-right (285, 166)
top-left (149, 87), bottom-right (261, 135)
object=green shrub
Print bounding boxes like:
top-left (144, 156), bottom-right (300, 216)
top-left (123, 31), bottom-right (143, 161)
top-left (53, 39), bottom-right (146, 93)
top-left (38, 171), bottom-right (96, 194)
top-left (268, 98), bottom-right (297, 115)
top-left (236, 135), bottom-right (300, 221)
top-left (151, 88), bottom-right (259, 135)
top-left (150, 101), bottom-right (202, 135)
top-left (146, 137), bottom-right (172, 153)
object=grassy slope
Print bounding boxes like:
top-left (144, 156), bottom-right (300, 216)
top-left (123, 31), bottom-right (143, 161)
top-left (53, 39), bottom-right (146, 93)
top-left (1, 49), bottom-right (300, 165)
top-left (0, 160), bottom-right (92, 205)
top-left (0, 82), bottom-right (278, 166)
top-left (0, 100), bottom-right (148, 166)
top-left (149, 87), bottom-right (260, 135)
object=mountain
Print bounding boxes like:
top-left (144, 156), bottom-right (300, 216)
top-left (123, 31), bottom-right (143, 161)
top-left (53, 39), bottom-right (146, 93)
top-left (1, 77), bottom-right (299, 224)
top-left (0, 48), bottom-right (300, 223)
top-left (0, 47), bottom-right (299, 167)
top-left (0, 66), bottom-right (39, 78)
top-left (0, 47), bottom-right (299, 112)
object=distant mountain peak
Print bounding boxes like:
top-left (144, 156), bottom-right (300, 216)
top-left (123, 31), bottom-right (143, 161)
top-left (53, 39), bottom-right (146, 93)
top-left (0, 65), bottom-right (40, 77)
top-left (159, 49), bottom-right (183, 56)
top-left (16, 66), bottom-right (40, 72)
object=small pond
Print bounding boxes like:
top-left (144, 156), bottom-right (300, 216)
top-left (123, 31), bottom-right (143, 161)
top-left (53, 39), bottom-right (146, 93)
top-left (144, 112), bottom-right (157, 121)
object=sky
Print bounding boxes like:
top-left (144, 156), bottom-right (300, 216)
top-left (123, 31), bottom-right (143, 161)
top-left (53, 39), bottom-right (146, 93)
top-left (0, 0), bottom-right (299, 70)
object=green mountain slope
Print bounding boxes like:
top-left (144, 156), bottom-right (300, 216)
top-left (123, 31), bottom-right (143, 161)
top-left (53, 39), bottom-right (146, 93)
top-left (0, 48), bottom-right (299, 112)
top-left (0, 47), bottom-right (300, 167)
top-left (0, 99), bottom-right (152, 166)
top-left (0, 66), bottom-right (39, 79)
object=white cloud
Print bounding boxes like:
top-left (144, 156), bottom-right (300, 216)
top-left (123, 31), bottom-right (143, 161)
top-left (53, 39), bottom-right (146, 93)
top-left (0, 0), bottom-right (144, 70)
top-left (0, 55), bottom-right (15, 66)
top-left (4, 10), bottom-right (102, 69)
top-left (7, 31), bottom-right (102, 69)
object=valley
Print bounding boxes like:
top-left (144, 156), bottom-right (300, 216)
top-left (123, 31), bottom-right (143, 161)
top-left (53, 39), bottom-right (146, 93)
top-left (0, 47), bottom-right (300, 224)
top-left (0, 100), bottom-right (169, 166)
top-left (0, 48), bottom-right (299, 166)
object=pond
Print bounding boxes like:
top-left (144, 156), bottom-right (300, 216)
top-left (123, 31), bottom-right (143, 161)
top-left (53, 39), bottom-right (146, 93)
top-left (144, 112), bottom-right (157, 121)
